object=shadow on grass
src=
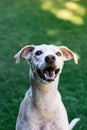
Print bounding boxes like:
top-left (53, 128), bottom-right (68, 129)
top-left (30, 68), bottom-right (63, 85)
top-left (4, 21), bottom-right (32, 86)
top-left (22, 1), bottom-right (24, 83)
top-left (0, 0), bottom-right (87, 47)
top-left (0, 0), bottom-right (87, 130)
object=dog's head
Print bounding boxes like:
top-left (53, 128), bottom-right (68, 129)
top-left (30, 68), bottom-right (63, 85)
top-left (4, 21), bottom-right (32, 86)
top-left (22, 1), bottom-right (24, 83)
top-left (14, 45), bottom-right (78, 82)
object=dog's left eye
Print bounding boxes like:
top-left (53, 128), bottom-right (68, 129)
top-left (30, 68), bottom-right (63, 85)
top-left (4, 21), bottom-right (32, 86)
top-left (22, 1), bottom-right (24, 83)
top-left (35, 50), bottom-right (43, 56)
top-left (56, 52), bottom-right (61, 56)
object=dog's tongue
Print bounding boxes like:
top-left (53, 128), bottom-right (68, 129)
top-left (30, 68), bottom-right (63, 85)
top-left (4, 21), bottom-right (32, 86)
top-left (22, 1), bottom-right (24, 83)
top-left (43, 68), bottom-right (55, 81)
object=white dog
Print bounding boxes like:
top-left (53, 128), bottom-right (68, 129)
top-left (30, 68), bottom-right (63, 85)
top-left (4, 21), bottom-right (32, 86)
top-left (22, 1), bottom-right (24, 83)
top-left (14, 44), bottom-right (80, 130)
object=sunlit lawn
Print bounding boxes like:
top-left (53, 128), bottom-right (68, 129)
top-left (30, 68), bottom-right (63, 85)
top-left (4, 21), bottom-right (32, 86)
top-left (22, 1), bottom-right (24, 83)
top-left (0, 0), bottom-right (87, 130)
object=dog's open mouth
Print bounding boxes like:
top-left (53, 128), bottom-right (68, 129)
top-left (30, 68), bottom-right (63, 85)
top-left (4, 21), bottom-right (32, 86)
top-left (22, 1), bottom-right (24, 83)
top-left (37, 67), bottom-right (60, 82)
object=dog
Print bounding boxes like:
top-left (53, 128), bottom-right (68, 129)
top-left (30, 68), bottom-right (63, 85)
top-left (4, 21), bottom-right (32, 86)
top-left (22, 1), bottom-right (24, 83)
top-left (14, 44), bottom-right (80, 130)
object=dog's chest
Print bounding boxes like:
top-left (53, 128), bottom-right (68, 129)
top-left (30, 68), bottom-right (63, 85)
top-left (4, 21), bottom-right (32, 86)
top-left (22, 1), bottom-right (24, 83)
top-left (28, 106), bottom-right (69, 130)
top-left (39, 120), bottom-right (62, 130)
top-left (28, 116), bottom-right (67, 130)
top-left (27, 91), bottom-right (68, 130)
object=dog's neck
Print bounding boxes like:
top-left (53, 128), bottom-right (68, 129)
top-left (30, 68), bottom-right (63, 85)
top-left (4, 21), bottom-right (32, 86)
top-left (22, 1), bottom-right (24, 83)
top-left (30, 69), bottom-right (60, 110)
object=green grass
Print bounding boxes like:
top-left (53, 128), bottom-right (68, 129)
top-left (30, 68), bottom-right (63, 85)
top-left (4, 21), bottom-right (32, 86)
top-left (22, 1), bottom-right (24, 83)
top-left (0, 0), bottom-right (87, 129)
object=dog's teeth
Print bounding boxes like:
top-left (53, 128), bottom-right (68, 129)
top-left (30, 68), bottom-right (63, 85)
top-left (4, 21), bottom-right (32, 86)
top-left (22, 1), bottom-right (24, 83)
top-left (44, 71), bottom-right (55, 80)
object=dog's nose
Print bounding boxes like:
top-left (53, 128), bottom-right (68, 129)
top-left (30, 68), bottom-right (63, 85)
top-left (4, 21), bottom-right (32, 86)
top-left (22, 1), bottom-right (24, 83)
top-left (45, 55), bottom-right (55, 64)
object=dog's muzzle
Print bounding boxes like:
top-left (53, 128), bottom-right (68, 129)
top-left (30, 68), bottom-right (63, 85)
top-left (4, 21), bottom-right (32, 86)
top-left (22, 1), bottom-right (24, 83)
top-left (37, 67), bottom-right (60, 82)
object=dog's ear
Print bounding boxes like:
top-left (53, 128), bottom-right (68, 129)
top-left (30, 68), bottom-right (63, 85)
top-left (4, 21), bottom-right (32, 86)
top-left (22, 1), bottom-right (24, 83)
top-left (59, 46), bottom-right (78, 64)
top-left (14, 45), bottom-right (35, 64)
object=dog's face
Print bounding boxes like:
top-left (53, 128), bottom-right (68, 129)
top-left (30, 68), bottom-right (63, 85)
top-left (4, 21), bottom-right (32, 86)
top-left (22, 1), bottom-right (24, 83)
top-left (14, 44), bottom-right (78, 82)
top-left (29, 45), bottom-right (64, 82)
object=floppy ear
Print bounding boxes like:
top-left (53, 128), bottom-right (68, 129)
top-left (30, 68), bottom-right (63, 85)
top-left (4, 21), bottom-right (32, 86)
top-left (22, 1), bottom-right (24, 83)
top-left (59, 46), bottom-right (78, 64)
top-left (14, 45), bottom-right (35, 64)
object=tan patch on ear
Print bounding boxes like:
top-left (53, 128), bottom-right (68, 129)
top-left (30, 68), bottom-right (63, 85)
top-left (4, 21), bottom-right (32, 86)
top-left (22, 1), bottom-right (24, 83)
top-left (20, 46), bottom-right (34, 58)
top-left (61, 48), bottom-right (73, 60)
top-left (14, 45), bottom-right (35, 64)
top-left (60, 47), bottom-right (73, 60)
top-left (59, 46), bottom-right (78, 64)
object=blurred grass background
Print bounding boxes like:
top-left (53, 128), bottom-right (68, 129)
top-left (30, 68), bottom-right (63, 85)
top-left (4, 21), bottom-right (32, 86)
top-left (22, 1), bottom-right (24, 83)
top-left (0, 0), bottom-right (87, 129)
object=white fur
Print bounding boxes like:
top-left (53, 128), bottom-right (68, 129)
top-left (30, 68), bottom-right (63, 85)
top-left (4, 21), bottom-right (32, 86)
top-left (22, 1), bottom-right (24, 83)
top-left (69, 118), bottom-right (80, 130)
top-left (14, 45), bottom-right (79, 130)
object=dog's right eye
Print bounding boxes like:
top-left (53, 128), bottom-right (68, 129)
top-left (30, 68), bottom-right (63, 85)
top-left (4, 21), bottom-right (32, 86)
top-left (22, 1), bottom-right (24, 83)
top-left (35, 50), bottom-right (43, 56)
